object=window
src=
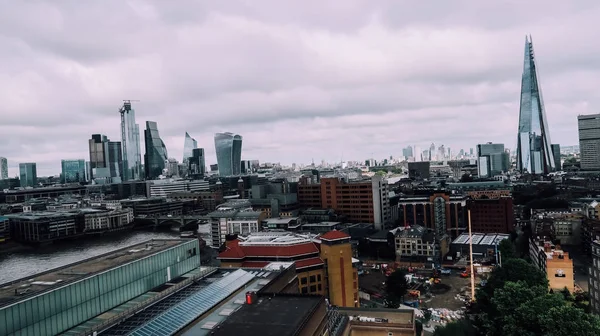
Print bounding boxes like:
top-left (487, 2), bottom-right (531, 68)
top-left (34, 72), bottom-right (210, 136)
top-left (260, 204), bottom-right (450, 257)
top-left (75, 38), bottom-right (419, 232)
top-left (310, 285), bottom-right (317, 292)
top-left (318, 284), bottom-right (322, 291)
top-left (301, 287), bottom-right (308, 294)
top-left (309, 275), bottom-right (316, 283)
top-left (300, 277), bottom-right (307, 285)
top-left (317, 274), bottom-right (322, 281)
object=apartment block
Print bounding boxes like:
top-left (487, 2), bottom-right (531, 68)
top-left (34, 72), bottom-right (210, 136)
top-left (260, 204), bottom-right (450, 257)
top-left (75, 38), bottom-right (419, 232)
top-left (529, 237), bottom-right (574, 292)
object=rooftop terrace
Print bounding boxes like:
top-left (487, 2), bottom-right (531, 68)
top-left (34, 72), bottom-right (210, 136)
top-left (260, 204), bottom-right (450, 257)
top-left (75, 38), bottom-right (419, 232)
top-left (0, 239), bottom-right (185, 309)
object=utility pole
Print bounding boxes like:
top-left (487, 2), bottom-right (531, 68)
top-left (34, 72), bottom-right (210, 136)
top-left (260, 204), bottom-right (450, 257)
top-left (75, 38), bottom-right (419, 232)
top-left (468, 210), bottom-right (476, 302)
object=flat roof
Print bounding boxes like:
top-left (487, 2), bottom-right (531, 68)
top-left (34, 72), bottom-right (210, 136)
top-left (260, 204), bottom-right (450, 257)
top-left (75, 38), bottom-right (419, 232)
top-left (0, 239), bottom-right (187, 309)
top-left (208, 294), bottom-right (323, 336)
top-left (451, 233), bottom-right (510, 246)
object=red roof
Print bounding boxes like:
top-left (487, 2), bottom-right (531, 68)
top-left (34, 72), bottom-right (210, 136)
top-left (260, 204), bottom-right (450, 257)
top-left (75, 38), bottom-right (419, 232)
top-left (219, 239), bottom-right (245, 259)
top-left (320, 230), bottom-right (350, 241)
top-left (241, 261), bottom-right (270, 268)
top-left (295, 257), bottom-right (324, 269)
top-left (219, 240), bottom-right (320, 260)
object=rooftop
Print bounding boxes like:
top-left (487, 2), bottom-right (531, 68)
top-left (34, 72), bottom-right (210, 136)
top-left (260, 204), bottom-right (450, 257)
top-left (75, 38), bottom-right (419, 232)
top-left (0, 239), bottom-right (185, 308)
top-left (219, 238), bottom-right (320, 260)
top-left (208, 294), bottom-right (324, 336)
top-left (320, 230), bottom-right (351, 241)
top-left (452, 233), bottom-right (510, 246)
top-left (3, 211), bottom-right (82, 221)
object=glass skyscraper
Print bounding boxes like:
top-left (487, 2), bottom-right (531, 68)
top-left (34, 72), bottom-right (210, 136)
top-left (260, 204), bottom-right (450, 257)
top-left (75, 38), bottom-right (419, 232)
top-left (0, 157), bottom-right (7, 180)
top-left (214, 132), bottom-right (242, 176)
top-left (107, 141), bottom-right (123, 181)
top-left (144, 121), bottom-right (169, 180)
top-left (120, 101), bottom-right (142, 181)
top-left (476, 143), bottom-right (509, 177)
top-left (516, 36), bottom-right (555, 174)
top-left (61, 159), bottom-right (86, 183)
top-left (19, 163), bottom-right (37, 188)
top-left (183, 132), bottom-right (198, 163)
top-left (188, 148), bottom-right (206, 179)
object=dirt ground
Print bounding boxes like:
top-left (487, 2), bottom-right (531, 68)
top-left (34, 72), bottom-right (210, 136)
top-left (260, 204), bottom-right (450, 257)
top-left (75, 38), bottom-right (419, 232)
top-left (421, 274), bottom-right (472, 310)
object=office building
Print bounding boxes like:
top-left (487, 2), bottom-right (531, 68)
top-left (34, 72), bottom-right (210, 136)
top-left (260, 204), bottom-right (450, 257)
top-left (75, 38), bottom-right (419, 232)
top-left (119, 101), bottom-right (142, 181)
top-left (516, 36), bottom-right (556, 174)
top-left (0, 157), bottom-right (7, 180)
top-left (450, 233), bottom-right (509, 259)
top-left (206, 200), bottom-right (266, 247)
top-left (402, 145), bottom-right (413, 159)
top-left (107, 141), bottom-right (123, 181)
top-left (578, 114), bottom-right (600, 170)
top-left (298, 175), bottom-right (390, 230)
top-left (88, 134), bottom-right (122, 181)
top-left (468, 197), bottom-right (514, 234)
top-left (476, 142), bottom-right (509, 177)
top-left (214, 132), bottom-right (243, 176)
top-left (408, 161), bottom-right (430, 179)
top-left (529, 237), bottom-right (574, 292)
top-left (188, 148), bottom-right (206, 179)
top-left (18, 163), bottom-right (37, 188)
top-left (182, 131), bottom-right (197, 163)
top-left (60, 159), bottom-right (86, 184)
top-left (144, 121), bottom-right (169, 180)
top-left (0, 239), bottom-right (199, 336)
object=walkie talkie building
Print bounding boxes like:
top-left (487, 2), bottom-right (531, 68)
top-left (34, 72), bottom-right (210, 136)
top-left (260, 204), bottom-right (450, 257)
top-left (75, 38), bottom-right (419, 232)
top-left (516, 36), bottom-right (555, 174)
top-left (214, 132), bottom-right (242, 176)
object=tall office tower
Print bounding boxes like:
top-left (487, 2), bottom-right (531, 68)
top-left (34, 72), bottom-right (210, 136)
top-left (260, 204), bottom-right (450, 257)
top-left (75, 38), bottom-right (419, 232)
top-left (402, 146), bottom-right (413, 159)
top-left (183, 132), bottom-right (198, 163)
top-left (144, 121), bottom-right (169, 179)
top-left (516, 36), bottom-right (555, 174)
top-left (429, 143), bottom-right (436, 161)
top-left (188, 148), bottom-right (206, 179)
top-left (578, 114), bottom-right (600, 170)
top-left (89, 134), bottom-right (109, 179)
top-left (61, 159), bottom-right (86, 183)
top-left (414, 146), bottom-right (422, 162)
top-left (0, 157), bottom-right (7, 179)
top-left (551, 144), bottom-right (561, 171)
top-left (476, 143), bottom-right (509, 177)
top-left (214, 132), bottom-right (243, 176)
top-left (107, 141), bottom-right (123, 181)
top-left (119, 101), bottom-right (142, 181)
top-left (19, 163), bottom-right (37, 188)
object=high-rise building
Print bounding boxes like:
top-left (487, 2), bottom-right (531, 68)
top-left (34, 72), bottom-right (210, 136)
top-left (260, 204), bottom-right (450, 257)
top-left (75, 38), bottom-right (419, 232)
top-left (119, 101), bottom-right (142, 181)
top-left (61, 159), bottom-right (86, 183)
top-left (88, 135), bottom-right (122, 180)
top-left (188, 148), bottom-right (206, 179)
top-left (183, 132), bottom-right (197, 163)
top-left (516, 36), bottom-right (555, 174)
top-left (214, 132), bottom-right (242, 176)
top-left (19, 163), bottom-right (37, 188)
top-left (551, 144), bottom-right (561, 171)
top-left (107, 141), bottom-right (123, 181)
top-left (402, 146), bottom-right (413, 159)
top-left (144, 121), bottom-right (169, 180)
top-left (476, 142), bottom-right (509, 177)
top-left (578, 114), bottom-right (600, 170)
top-left (0, 157), bottom-right (7, 179)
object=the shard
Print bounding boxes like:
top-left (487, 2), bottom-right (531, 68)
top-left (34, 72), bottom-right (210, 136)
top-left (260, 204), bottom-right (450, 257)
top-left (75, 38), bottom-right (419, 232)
top-left (516, 36), bottom-right (555, 174)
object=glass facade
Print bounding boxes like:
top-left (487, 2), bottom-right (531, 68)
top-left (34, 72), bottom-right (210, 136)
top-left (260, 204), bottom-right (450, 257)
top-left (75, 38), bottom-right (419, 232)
top-left (0, 157), bottom-right (7, 180)
top-left (183, 132), bottom-right (197, 163)
top-left (120, 102), bottom-right (142, 181)
top-left (214, 132), bottom-right (242, 176)
top-left (60, 159), bottom-right (86, 183)
top-left (18, 163), bottom-right (37, 188)
top-left (188, 148), bottom-right (206, 178)
top-left (89, 134), bottom-right (108, 171)
top-left (107, 141), bottom-right (123, 181)
top-left (516, 36), bottom-right (555, 174)
top-left (0, 240), bottom-right (200, 336)
top-left (144, 121), bottom-right (169, 180)
top-left (476, 143), bottom-right (509, 177)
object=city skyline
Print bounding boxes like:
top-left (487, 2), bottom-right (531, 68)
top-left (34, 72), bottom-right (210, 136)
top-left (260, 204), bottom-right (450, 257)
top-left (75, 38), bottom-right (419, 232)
top-left (1, 2), bottom-right (599, 176)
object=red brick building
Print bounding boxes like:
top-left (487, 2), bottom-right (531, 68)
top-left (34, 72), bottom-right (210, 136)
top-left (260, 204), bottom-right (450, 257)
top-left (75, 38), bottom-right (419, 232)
top-left (467, 197), bottom-right (514, 233)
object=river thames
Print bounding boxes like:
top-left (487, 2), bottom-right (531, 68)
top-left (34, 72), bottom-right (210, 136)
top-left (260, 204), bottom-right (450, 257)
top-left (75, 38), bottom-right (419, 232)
top-left (0, 226), bottom-right (211, 284)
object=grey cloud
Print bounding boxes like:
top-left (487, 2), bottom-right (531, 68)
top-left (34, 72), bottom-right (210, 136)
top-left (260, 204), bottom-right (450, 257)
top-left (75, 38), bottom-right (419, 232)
top-left (1, 0), bottom-right (599, 176)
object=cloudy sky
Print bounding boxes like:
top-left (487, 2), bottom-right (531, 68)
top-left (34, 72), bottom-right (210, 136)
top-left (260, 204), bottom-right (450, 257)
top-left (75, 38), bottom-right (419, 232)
top-left (1, 1), bottom-right (599, 176)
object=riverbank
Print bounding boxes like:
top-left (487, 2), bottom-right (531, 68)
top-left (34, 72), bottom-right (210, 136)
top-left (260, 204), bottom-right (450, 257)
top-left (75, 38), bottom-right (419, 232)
top-left (0, 241), bottom-right (33, 255)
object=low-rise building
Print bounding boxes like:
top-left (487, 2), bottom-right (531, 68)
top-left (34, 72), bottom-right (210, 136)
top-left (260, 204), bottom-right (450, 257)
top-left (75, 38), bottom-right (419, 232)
top-left (207, 200), bottom-right (266, 247)
top-left (467, 197), bottom-right (514, 234)
top-left (219, 230), bottom-right (360, 308)
top-left (529, 237), bottom-right (575, 292)
top-left (262, 217), bottom-right (302, 230)
top-left (449, 233), bottom-right (509, 261)
top-left (5, 211), bottom-right (85, 243)
top-left (0, 216), bottom-right (8, 242)
top-left (79, 208), bottom-right (133, 232)
top-left (394, 225), bottom-right (443, 265)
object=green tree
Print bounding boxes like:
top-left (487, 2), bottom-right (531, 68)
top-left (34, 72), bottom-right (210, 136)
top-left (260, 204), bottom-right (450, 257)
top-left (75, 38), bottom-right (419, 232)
top-left (505, 293), bottom-right (565, 336)
top-left (541, 305), bottom-right (600, 336)
top-left (497, 238), bottom-right (517, 261)
top-left (432, 319), bottom-right (476, 336)
top-left (385, 269), bottom-right (408, 308)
